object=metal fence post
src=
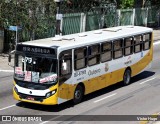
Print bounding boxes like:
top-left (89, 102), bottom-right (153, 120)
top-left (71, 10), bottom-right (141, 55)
top-left (145, 8), bottom-right (148, 27)
top-left (117, 9), bottom-right (121, 26)
top-left (132, 9), bottom-right (135, 25)
top-left (158, 10), bottom-right (160, 27)
top-left (80, 13), bottom-right (86, 32)
top-left (55, 0), bottom-right (63, 36)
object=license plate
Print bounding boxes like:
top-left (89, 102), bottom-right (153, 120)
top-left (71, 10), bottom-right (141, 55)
top-left (27, 96), bottom-right (35, 101)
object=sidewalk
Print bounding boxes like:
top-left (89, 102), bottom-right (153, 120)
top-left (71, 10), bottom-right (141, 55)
top-left (153, 28), bottom-right (160, 41)
top-left (0, 53), bottom-right (13, 71)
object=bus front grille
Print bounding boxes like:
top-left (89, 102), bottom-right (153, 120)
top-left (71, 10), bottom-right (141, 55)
top-left (18, 92), bottom-right (45, 102)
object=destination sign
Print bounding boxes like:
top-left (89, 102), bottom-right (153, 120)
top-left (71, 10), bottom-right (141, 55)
top-left (16, 44), bottom-right (56, 55)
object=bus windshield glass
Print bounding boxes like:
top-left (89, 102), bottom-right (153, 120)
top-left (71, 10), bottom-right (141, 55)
top-left (14, 54), bottom-right (57, 84)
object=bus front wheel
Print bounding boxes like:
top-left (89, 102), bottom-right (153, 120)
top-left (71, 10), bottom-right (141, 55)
top-left (73, 85), bottom-right (84, 104)
top-left (123, 69), bottom-right (131, 85)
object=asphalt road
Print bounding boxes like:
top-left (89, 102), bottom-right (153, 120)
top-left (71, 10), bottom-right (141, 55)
top-left (0, 41), bottom-right (160, 124)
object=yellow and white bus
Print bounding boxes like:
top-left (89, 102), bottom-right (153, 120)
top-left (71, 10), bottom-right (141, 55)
top-left (10, 26), bottom-right (153, 105)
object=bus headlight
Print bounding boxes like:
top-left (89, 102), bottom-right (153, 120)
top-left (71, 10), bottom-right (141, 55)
top-left (14, 86), bottom-right (18, 94)
top-left (45, 89), bottom-right (57, 98)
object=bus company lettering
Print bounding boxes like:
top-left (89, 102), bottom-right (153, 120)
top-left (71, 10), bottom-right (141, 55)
top-left (22, 47), bottom-right (50, 54)
top-left (40, 74), bottom-right (57, 83)
top-left (88, 69), bottom-right (101, 76)
top-left (74, 70), bottom-right (86, 77)
top-left (124, 60), bottom-right (132, 65)
top-left (125, 56), bottom-right (132, 65)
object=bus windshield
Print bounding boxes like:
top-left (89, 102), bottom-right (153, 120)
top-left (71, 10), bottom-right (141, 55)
top-left (14, 54), bottom-right (57, 84)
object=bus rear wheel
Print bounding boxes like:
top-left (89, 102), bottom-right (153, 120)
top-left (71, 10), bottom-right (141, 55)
top-left (73, 85), bottom-right (84, 104)
top-left (123, 69), bottom-right (131, 85)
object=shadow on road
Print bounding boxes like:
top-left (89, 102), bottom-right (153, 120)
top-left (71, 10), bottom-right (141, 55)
top-left (16, 71), bottom-right (155, 112)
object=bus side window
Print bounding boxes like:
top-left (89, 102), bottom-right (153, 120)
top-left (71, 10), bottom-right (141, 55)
top-left (124, 37), bottom-right (133, 56)
top-left (101, 42), bottom-right (112, 62)
top-left (143, 33), bottom-right (151, 50)
top-left (74, 47), bottom-right (87, 70)
top-left (134, 35), bottom-right (142, 53)
top-left (88, 44), bottom-right (100, 66)
top-left (59, 50), bottom-right (72, 76)
top-left (113, 39), bottom-right (123, 59)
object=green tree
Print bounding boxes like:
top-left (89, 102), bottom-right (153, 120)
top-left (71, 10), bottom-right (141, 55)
top-left (62, 0), bottom-right (117, 12)
top-left (117, 0), bottom-right (134, 9)
top-left (0, 0), bottom-right (56, 41)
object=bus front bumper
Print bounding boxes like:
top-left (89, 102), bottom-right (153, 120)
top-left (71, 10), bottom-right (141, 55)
top-left (13, 87), bottom-right (58, 105)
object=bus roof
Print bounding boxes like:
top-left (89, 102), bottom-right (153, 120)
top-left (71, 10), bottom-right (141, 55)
top-left (20, 26), bottom-right (153, 51)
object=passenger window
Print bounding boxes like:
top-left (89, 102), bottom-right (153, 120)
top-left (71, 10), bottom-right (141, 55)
top-left (124, 37), bottom-right (133, 56)
top-left (114, 50), bottom-right (123, 58)
top-left (134, 35), bottom-right (142, 53)
top-left (88, 45), bottom-right (100, 56)
top-left (61, 59), bottom-right (71, 75)
top-left (74, 47), bottom-right (87, 70)
top-left (144, 33), bottom-right (151, 41)
top-left (88, 44), bottom-right (100, 66)
top-left (143, 33), bottom-right (151, 50)
top-left (102, 42), bottom-right (112, 51)
top-left (125, 38), bottom-right (133, 47)
top-left (114, 40), bottom-right (122, 50)
top-left (113, 39), bottom-right (123, 59)
top-left (59, 50), bottom-right (72, 76)
top-left (101, 42), bottom-right (112, 62)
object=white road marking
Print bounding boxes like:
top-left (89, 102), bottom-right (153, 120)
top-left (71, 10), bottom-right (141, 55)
top-left (139, 77), bottom-right (156, 84)
top-left (153, 41), bottom-right (160, 45)
top-left (0, 104), bottom-right (16, 111)
top-left (39, 115), bottom-right (63, 124)
top-left (94, 93), bottom-right (117, 103)
top-left (39, 121), bottom-right (50, 124)
top-left (0, 70), bottom-right (14, 72)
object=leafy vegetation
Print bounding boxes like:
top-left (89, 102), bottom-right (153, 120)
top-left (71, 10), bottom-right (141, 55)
top-left (119, 0), bottom-right (134, 9)
top-left (0, 0), bottom-right (56, 41)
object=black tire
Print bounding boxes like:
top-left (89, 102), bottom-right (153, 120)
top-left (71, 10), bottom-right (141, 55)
top-left (123, 69), bottom-right (131, 85)
top-left (73, 85), bottom-right (84, 104)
